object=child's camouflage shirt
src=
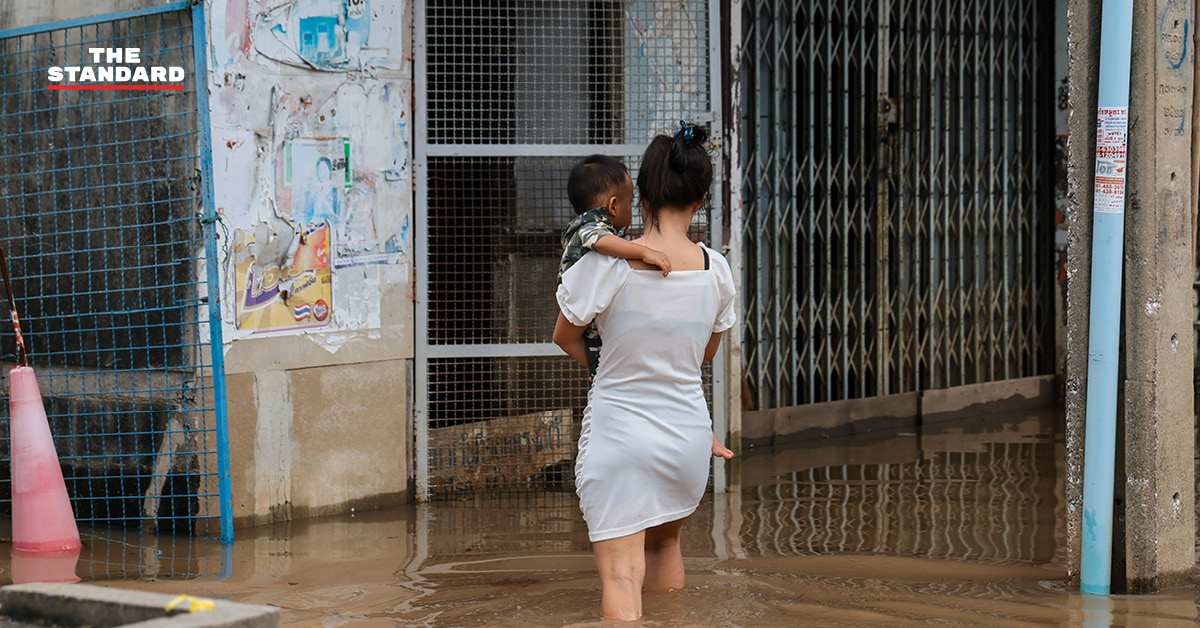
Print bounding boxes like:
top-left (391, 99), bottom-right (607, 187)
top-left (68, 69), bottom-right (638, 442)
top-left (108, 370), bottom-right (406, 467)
top-left (558, 206), bottom-right (618, 282)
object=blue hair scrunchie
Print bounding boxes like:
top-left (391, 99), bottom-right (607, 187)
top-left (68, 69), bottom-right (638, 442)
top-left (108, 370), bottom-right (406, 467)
top-left (674, 120), bottom-right (695, 144)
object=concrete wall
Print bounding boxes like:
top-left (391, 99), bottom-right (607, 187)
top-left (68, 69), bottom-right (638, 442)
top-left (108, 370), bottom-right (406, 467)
top-left (1063, 0), bottom-right (1100, 589)
top-left (226, 361), bottom-right (409, 526)
top-left (1119, 0), bottom-right (1195, 592)
top-left (742, 375), bottom-right (1057, 448)
top-left (203, 0), bottom-right (414, 528)
top-left (1053, 0), bottom-right (1071, 377)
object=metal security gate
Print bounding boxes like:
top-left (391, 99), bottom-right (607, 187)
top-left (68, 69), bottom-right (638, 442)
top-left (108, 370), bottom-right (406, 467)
top-left (740, 0), bottom-right (1054, 410)
top-left (0, 3), bottom-right (231, 539)
top-left (415, 0), bottom-right (726, 499)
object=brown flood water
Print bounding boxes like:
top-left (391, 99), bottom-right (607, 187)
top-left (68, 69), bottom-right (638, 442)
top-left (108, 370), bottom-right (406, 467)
top-left (5, 408), bottom-right (1200, 626)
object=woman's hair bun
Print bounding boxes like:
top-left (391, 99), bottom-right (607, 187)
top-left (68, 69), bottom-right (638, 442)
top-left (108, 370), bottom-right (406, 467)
top-left (636, 121), bottom-right (714, 231)
top-left (673, 121), bottom-right (709, 146)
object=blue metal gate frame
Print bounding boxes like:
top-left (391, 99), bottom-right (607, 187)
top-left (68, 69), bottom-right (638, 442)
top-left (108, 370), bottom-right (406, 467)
top-left (0, 1), bottom-right (232, 542)
top-left (189, 0), bottom-right (233, 545)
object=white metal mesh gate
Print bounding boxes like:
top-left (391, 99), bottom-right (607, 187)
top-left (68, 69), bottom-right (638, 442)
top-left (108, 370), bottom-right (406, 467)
top-left (415, 0), bottom-right (725, 499)
top-left (740, 0), bottom-right (1055, 410)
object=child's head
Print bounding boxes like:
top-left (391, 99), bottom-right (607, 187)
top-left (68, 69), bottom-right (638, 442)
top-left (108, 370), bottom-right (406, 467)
top-left (636, 122), bottom-right (712, 233)
top-left (568, 155), bottom-right (634, 227)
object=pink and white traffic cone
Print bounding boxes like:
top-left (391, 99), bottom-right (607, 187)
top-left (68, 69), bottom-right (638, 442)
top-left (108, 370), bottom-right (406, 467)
top-left (9, 365), bottom-right (81, 552)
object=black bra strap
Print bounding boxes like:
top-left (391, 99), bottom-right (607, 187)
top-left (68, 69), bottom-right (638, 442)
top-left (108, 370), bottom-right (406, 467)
top-left (701, 246), bottom-right (710, 270)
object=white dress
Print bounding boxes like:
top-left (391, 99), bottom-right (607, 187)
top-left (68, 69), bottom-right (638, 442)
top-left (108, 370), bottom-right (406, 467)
top-left (556, 244), bottom-right (737, 542)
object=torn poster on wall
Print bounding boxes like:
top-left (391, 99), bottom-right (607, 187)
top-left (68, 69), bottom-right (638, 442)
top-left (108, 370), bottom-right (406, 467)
top-left (211, 0), bottom-right (253, 70)
top-left (281, 137), bottom-right (352, 225)
top-left (252, 0), bottom-right (406, 71)
top-left (234, 223), bottom-right (334, 333)
top-left (213, 129), bottom-right (257, 226)
top-left (275, 135), bottom-right (404, 267)
top-left (335, 171), bottom-right (384, 267)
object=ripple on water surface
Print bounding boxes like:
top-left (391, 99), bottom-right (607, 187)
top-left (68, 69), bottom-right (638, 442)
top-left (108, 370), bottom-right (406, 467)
top-left (3, 409), bottom-right (1199, 625)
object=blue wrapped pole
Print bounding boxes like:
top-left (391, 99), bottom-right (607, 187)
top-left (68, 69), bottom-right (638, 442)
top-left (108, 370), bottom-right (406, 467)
top-left (1081, 0), bottom-right (1134, 596)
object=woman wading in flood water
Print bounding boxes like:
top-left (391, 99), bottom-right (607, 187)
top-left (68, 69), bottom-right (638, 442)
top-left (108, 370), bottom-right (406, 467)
top-left (553, 123), bottom-right (736, 620)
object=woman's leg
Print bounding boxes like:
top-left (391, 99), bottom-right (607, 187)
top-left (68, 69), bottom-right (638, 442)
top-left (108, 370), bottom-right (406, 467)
top-left (643, 517), bottom-right (687, 592)
top-left (592, 531), bottom-right (646, 620)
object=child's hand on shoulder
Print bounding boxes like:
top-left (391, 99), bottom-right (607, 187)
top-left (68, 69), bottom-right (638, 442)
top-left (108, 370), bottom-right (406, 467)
top-left (641, 248), bottom-right (672, 277)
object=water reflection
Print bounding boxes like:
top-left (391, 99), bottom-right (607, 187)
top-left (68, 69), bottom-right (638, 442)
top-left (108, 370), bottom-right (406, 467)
top-left (1, 409), bottom-right (1197, 626)
top-left (11, 548), bottom-right (80, 584)
top-left (0, 524), bottom-right (223, 584)
top-left (1078, 592), bottom-right (1114, 628)
top-left (80, 529), bottom-right (222, 581)
top-left (738, 411), bottom-right (1061, 563)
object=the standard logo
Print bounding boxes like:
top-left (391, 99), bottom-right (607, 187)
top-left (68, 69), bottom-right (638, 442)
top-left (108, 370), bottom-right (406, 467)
top-left (48, 48), bottom-right (184, 90)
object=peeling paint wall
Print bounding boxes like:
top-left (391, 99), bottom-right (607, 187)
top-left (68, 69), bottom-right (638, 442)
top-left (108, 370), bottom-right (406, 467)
top-left (206, 0), bottom-right (412, 350)
top-left (202, 0), bottom-right (414, 526)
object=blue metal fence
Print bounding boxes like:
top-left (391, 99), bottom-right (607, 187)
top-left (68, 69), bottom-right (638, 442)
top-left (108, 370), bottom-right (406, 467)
top-left (0, 3), bottom-right (231, 540)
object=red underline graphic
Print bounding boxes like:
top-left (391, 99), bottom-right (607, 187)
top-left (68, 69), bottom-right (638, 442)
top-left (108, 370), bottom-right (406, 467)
top-left (48, 84), bottom-right (185, 91)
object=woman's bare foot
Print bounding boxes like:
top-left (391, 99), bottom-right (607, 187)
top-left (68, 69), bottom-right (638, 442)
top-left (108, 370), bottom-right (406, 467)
top-left (711, 433), bottom-right (733, 459)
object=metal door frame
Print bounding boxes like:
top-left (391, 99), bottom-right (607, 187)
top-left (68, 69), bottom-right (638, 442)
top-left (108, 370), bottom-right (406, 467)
top-left (413, 0), bottom-right (728, 501)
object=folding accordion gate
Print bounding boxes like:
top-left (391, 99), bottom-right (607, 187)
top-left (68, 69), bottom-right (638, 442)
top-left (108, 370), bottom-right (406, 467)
top-left (739, 0), bottom-right (1055, 410)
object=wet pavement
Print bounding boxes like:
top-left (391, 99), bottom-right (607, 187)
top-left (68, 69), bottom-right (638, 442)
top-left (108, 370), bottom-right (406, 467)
top-left (3, 408), bottom-right (1200, 626)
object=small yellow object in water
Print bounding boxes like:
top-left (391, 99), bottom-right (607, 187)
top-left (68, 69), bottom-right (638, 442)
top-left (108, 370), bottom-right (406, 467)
top-left (165, 594), bottom-right (217, 613)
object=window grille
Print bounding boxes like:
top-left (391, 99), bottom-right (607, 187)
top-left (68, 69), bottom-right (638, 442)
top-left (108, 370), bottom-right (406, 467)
top-left (416, 0), bottom-right (723, 499)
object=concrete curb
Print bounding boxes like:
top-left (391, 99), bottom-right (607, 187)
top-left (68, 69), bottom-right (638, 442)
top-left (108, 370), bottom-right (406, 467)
top-left (742, 374), bottom-right (1058, 448)
top-left (0, 583), bottom-right (279, 627)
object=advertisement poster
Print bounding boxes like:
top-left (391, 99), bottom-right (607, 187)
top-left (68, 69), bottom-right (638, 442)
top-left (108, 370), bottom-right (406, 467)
top-left (235, 223), bottom-right (333, 333)
top-left (1093, 106), bottom-right (1127, 214)
top-left (280, 137), bottom-right (352, 226)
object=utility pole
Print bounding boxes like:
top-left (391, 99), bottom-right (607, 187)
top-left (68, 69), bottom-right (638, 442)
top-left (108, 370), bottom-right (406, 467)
top-left (1067, 0), bottom-right (1196, 592)
top-left (1122, 0), bottom-right (1195, 593)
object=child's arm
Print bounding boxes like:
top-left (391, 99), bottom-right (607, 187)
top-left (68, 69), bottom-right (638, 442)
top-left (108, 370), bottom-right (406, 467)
top-left (593, 235), bottom-right (672, 276)
top-left (552, 312), bottom-right (590, 369)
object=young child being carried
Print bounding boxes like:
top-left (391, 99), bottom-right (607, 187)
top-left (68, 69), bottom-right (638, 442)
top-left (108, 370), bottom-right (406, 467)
top-left (560, 155), bottom-right (670, 378)
top-left (558, 154), bottom-right (734, 460)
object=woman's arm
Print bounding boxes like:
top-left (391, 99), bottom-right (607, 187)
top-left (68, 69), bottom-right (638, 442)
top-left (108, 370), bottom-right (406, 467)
top-left (703, 332), bottom-right (723, 365)
top-left (553, 312), bottom-right (590, 368)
